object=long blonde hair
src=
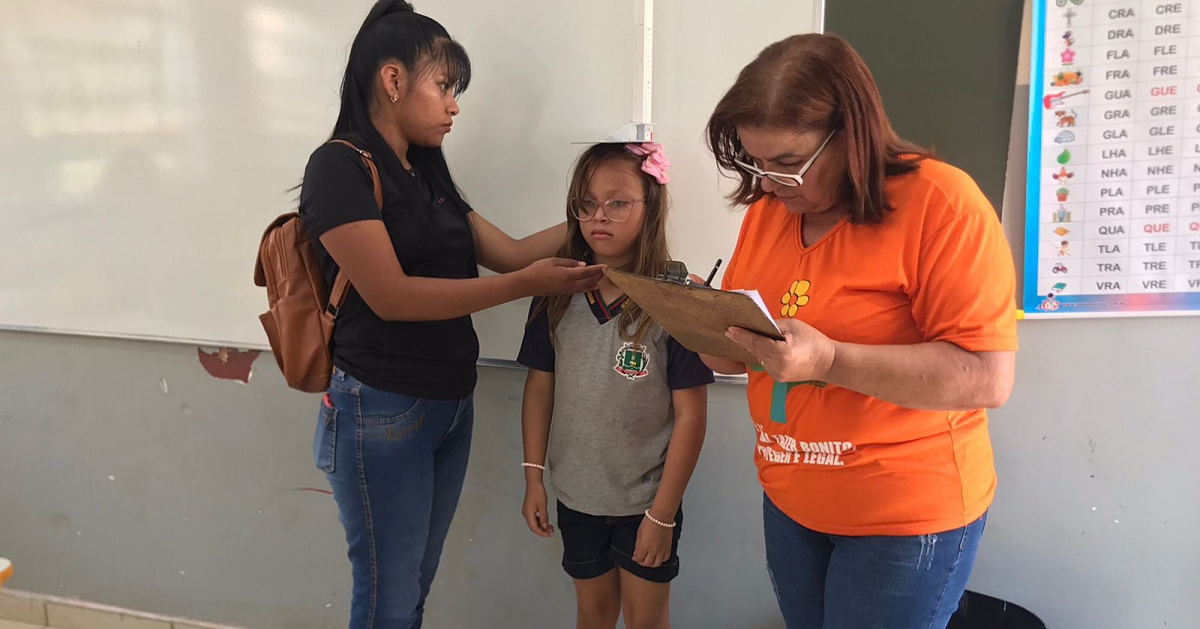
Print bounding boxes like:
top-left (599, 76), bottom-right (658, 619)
top-left (533, 143), bottom-right (670, 345)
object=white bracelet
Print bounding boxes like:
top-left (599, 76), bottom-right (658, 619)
top-left (521, 462), bottom-right (546, 471)
top-left (644, 509), bottom-right (676, 529)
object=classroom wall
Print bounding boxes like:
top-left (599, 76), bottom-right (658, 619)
top-left (3, 316), bottom-right (1199, 629)
top-left (971, 322), bottom-right (1200, 629)
top-left (0, 330), bottom-right (780, 629)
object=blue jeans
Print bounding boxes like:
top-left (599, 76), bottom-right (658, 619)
top-left (315, 368), bottom-right (474, 629)
top-left (763, 494), bottom-right (986, 629)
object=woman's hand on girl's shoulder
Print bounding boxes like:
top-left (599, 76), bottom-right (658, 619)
top-left (518, 258), bottom-right (605, 297)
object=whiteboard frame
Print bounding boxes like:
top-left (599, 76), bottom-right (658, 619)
top-left (1, 0), bottom-right (824, 385)
top-left (812, 0), bottom-right (825, 34)
top-left (0, 324), bottom-right (271, 352)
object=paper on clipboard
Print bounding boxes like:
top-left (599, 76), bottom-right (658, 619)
top-left (603, 269), bottom-right (783, 365)
top-left (730, 290), bottom-right (780, 333)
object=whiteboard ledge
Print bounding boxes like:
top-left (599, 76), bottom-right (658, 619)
top-left (0, 325), bottom-right (751, 385)
top-left (0, 324), bottom-right (273, 351)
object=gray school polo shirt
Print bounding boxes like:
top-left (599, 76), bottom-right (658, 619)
top-left (518, 292), bottom-right (714, 516)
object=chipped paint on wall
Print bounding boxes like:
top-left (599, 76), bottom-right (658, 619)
top-left (197, 347), bottom-right (261, 383)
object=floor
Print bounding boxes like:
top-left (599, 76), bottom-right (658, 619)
top-left (2, 622), bottom-right (52, 629)
top-left (0, 590), bottom-right (235, 629)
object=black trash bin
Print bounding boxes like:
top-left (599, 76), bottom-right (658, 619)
top-left (947, 590), bottom-right (1047, 629)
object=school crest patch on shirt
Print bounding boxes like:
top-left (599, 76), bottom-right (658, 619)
top-left (613, 342), bottom-right (649, 380)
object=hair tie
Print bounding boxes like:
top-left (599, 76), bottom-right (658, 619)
top-left (625, 143), bottom-right (671, 184)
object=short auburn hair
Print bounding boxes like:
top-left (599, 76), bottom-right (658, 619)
top-left (707, 33), bottom-right (932, 224)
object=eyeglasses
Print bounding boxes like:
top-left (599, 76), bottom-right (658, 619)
top-left (733, 130), bottom-right (837, 187)
top-left (570, 198), bottom-right (644, 222)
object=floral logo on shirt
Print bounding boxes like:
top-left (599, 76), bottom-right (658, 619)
top-left (780, 280), bottom-right (811, 318)
top-left (614, 342), bottom-right (650, 380)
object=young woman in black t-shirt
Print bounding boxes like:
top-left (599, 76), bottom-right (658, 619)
top-left (299, 3), bottom-right (603, 627)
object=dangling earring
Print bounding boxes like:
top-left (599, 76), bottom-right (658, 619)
top-left (390, 93), bottom-right (398, 103)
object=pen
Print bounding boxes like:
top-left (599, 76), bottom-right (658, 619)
top-left (703, 259), bottom-right (723, 287)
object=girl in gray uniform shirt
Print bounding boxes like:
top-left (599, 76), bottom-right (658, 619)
top-left (517, 143), bottom-right (714, 629)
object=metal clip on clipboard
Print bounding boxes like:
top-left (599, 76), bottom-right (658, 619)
top-left (657, 261), bottom-right (690, 285)
top-left (656, 261), bottom-right (718, 290)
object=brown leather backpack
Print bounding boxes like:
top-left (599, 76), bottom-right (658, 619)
top-left (253, 140), bottom-right (382, 392)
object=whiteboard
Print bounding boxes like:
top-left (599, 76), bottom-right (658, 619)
top-left (1022, 0), bottom-right (1200, 317)
top-left (0, 0), bottom-right (819, 361)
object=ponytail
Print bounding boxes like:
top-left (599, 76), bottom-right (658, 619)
top-left (322, 0), bottom-right (473, 217)
top-left (367, 0), bottom-right (416, 22)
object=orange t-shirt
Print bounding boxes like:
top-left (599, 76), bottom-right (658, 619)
top-left (722, 159), bottom-right (1018, 536)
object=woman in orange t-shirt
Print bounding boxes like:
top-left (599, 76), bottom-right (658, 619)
top-left (702, 34), bottom-right (1018, 629)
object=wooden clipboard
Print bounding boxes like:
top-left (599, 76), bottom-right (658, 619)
top-left (604, 268), bottom-right (784, 365)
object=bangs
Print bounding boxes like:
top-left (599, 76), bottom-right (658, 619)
top-left (422, 38), bottom-right (472, 97)
top-left (708, 117), bottom-right (743, 174)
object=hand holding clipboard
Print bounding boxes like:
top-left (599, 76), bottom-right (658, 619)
top-left (603, 265), bottom-right (783, 365)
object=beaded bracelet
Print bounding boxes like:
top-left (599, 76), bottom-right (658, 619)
top-left (521, 462), bottom-right (546, 471)
top-left (644, 509), bottom-right (677, 529)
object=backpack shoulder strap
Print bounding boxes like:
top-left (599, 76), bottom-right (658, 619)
top-left (325, 139), bottom-right (384, 318)
top-left (328, 139), bottom-right (383, 210)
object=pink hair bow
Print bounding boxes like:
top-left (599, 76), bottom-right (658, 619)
top-left (626, 143), bottom-right (671, 184)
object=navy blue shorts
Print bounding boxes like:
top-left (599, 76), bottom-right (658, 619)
top-left (556, 501), bottom-right (683, 583)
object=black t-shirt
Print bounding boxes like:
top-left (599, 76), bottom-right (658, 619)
top-left (299, 134), bottom-right (479, 399)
